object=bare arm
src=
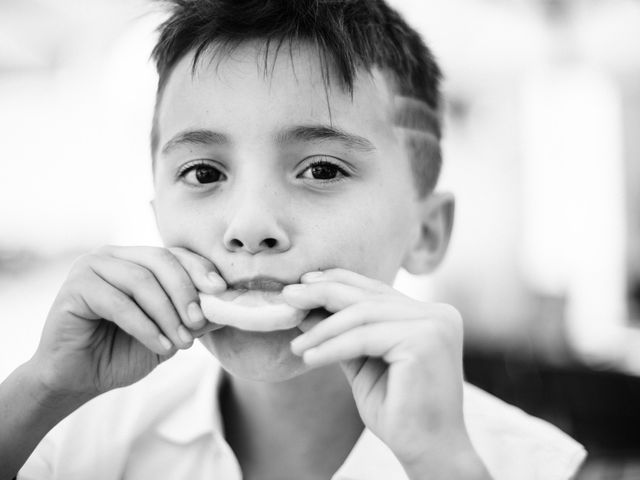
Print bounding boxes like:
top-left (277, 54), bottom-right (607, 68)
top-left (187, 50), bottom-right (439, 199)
top-left (0, 246), bottom-right (224, 479)
top-left (0, 360), bottom-right (93, 480)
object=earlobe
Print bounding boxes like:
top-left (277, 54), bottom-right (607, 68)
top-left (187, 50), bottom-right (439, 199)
top-left (402, 192), bottom-right (455, 275)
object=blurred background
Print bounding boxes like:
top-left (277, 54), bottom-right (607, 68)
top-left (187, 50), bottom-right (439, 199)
top-left (1, 0), bottom-right (640, 477)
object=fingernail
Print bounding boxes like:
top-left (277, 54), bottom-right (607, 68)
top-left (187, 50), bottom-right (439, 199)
top-left (284, 284), bottom-right (307, 294)
top-left (208, 273), bottom-right (227, 292)
top-left (303, 347), bottom-right (321, 364)
top-left (158, 334), bottom-right (173, 351)
top-left (290, 334), bottom-right (307, 354)
top-left (302, 271), bottom-right (323, 282)
top-left (187, 302), bottom-right (205, 327)
top-left (178, 325), bottom-right (193, 345)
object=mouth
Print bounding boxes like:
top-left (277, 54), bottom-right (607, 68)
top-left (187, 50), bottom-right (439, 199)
top-left (198, 274), bottom-right (308, 333)
top-left (215, 275), bottom-right (295, 309)
top-left (228, 276), bottom-right (290, 292)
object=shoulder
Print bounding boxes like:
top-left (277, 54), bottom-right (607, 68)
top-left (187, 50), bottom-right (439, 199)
top-left (20, 346), bottom-right (216, 480)
top-left (463, 382), bottom-right (586, 480)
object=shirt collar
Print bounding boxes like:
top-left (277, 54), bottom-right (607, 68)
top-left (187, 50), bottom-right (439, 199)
top-left (155, 357), bottom-right (225, 444)
top-left (333, 429), bottom-right (409, 480)
top-left (154, 357), bottom-right (408, 479)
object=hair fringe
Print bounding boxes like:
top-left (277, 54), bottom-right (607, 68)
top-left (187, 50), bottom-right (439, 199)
top-left (150, 0), bottom-right (444, 193)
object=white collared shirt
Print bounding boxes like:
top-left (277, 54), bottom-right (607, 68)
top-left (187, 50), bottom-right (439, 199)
top-left (19, 346), bottom-right (586, 480)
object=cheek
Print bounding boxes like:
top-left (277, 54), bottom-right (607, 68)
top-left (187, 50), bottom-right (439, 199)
top-left (311, 199), bottom-right (415, 282)
top-left (154, 195), bottom-right (219, 249)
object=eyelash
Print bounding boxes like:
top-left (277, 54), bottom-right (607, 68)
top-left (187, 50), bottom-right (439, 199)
top-left (176, 156), bottom-right (351, 186)
top-left (177, 160), bottom-right (225, 185)
top-left (298, 157), bottom-right (351, 183)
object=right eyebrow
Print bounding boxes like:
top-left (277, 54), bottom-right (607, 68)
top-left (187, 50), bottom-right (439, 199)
top-left (161, 129), bottom-right (229, 155)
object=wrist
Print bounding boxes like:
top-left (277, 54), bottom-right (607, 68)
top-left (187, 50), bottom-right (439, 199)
top-left (0, 361), bottom-right (94, 480)
top-left (23, 356), bottom-right (95, 412)
top-left (400, 434), bottom-right (492, 480)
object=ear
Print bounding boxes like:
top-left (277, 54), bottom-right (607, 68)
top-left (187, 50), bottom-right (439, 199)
top-left (402, 192), bottom-right (455, 275)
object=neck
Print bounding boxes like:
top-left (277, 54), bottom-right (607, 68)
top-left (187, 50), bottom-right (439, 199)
top-left (220, 365), bottom-right (364, 480)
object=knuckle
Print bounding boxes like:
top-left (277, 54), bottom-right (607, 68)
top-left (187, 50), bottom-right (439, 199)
top-left (54, 291), bottom-right (81, 317)
top-left (161, 249), bottom-right (187, 273)
top-left (421, 320), bottom-right (461, 352)
top-left (70, 252), bottom-right (92, 271)
top-left (130, 265), bottom-right (154, 283)
top-left (174, 247), bottom-right (212, 267)
top-left (167, 246), bottom-right (185, 257)
top-left (110, 293), bottom-right (133, 317)
top-left (167, 248), bottom-right (191, 268)
top-left (197, 254), bottom-right (215, 269)
top-left (177, 278), bottom-right (197, 297)
top-left (68, 254), bottom-right (99, 281)
top-left (154, 246), bottom-right (177, 263)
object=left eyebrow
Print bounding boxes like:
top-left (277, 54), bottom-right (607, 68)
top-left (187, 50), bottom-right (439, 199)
top-left (161, 129), bottom-right (229, 156)
top-left (275, 125), bottom-right (376, 154)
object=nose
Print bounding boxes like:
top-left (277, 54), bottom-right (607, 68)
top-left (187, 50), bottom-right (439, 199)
top-left (222, 185), bottom-right (291, 254)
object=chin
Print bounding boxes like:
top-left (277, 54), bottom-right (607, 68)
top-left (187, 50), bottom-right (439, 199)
top-left (199, 327), bottom-right (309, 382)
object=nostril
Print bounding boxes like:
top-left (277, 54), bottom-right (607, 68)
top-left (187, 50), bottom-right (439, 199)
top-left (262, 238), bottom-right (277, 249)
top-left (229, 238), bottom-right (244, 249)
top-left (225, 236), bottom-right (281, 252)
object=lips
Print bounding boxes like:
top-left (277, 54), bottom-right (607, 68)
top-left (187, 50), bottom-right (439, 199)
top-left (220, 276), bottom-right (290, 307)
top-left (228, 277), bottom-right (288, 292)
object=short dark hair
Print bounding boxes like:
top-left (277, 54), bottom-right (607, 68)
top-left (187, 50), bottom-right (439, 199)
top-left (151, 0), bottom-right (443, 195)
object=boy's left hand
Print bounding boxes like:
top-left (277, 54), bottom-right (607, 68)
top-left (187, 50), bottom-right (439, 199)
top-left (283, 268), bottom-right (490, 479)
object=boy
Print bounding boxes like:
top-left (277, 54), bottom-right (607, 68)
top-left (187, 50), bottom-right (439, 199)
top-left (1, 0), bottom-right (585, 478)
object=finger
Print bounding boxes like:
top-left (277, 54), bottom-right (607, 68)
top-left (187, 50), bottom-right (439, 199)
top-left (292, 301), bottom-right (454, 354)
top-left (190, 320), bottom-right (226, 338)
top-left (168, 247), bottom-right (227, 294)
top-left (282, 281), bottom-right (372, 313)
top-left (301, 321), bottom-right (418, 367)
top-left (290, 300), bottom-right (424, 355)
top-left (339, 356), bottom-right (369, 385)
top-left (301, 268), bottom-right (393, 294)
top-left (199, 294), bottom-right (307, 332)
top-left (102, 246), bottom-right (205, 331)
top-left (303, 318), bottom-right (462, 368)
top-left (78, 273), bottom-right (176, 355)
top-left (341, 357), bottom-right (389, 401)
top-left (89, 255), bottom-right (194, 349)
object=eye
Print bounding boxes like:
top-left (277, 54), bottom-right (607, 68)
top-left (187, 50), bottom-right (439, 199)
top-left (178, 161), bottom-right (226, 185)
top-left (299, 158), bottom-right (349, 181)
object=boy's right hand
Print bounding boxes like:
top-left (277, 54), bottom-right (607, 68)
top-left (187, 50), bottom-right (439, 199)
top-left (28, 246), bottom-right (226, 402)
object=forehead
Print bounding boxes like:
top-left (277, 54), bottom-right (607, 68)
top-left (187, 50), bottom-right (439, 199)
top-left (154, 42), bottom-right (400, 151)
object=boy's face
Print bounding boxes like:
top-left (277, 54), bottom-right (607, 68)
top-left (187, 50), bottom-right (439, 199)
top-left (152, 42), bottom-right (430, 381)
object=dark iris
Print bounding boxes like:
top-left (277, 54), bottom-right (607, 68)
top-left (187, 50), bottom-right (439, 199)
top-left (310, 164), bottom-right (339, 180)
top-left (195, 166), bottom-right (222, 184)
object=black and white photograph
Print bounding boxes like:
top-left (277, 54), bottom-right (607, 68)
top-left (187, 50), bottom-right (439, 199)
top-left (2, 1), bottom-right (640, 478)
